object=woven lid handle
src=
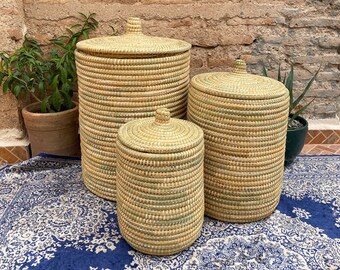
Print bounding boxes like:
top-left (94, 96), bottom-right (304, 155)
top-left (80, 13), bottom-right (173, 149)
top-left (126, 17), bottom-right (143, 34)
top-left (155, 108), bottom-right (171, 124)
top-left (231, 59), bottom-right (247, 74)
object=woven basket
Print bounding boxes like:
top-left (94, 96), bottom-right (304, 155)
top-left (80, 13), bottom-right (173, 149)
top-left (75, 17), bottom-right (191, 200)
top-left (116, 108), bottom-right (204, 255)
top-left (187, 59), bottom-right (289, 223)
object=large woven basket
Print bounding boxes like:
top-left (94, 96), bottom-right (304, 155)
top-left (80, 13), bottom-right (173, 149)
top-left (116, 108), bottom-right (204, 255)
top-left (75, 17), bottom-right (191, 200)
top-left (187, 59), bottom-right (289, 222)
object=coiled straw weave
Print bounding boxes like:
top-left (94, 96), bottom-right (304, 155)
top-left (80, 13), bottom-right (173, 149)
top-left (75, 17), bottom-right (191, 200)
top-left (187, 59), bottom-right (290, 223)
top-left (116, 108), bottom-right (204, 255)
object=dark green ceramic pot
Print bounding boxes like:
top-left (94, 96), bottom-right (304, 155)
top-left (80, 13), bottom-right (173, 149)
top-left (285, 115), bottom-right (308, 166)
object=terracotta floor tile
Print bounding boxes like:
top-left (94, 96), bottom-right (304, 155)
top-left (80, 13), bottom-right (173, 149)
top-left (10, 146), bottom-right (30, 161)
top-left (0, 157), bottom-right (6, 165)
top-left (301, 145), bottom-right (314, 155)
top-left (304, 133), bottom-right (313, 144)
top-left (320, 130), bottom-right (333, 138)
top-left (316, 145), bottom-right (336, 152)
top-left (309, 133), bottom-right (327, 144)
top-left (0, 148), bottom-right (19, 163)
top-left (324, 133), bottom-right (340, 144)
top-left (301, 144), bottom-right (340, 155)
top-left (328, 144), bottom-right (340, 150)
top-left (320, 150), bottom-right (337, 155)
top-left (308, 130), bottom-right (320, 138)
top-left (305, 148), bottom-right (323, 155)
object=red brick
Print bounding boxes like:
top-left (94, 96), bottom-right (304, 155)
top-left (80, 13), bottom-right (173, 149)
top-left (169, 17), bottom-right (192, 28)
top-left (219, 35), bottom-right (255, 46)
top-left (141, 0), bottom-right (193, 4)
top-left (290, 17), bottom-right (340, 29)
top-left (207, 57), bottom-right (234, 69)
top-left (227, 17), bottom-right (276, 26)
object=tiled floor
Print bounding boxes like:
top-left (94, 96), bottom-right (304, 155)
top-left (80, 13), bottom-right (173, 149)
top-left (0, 143), bottom-right (339, 165)
top-left (305, 130), bottom-right (340, 144)
top-left (301, 144), bottom-right (340, 155)
top-left (0, 146), bottom-right (30, 164)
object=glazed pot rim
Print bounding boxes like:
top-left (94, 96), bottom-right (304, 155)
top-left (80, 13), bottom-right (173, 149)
top-left (22, 101), bottom-right (78, 116)
top-left (287, 114), bottom-right (308, 132)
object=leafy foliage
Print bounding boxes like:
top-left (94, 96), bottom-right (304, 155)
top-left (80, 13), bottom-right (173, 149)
top-left (262, 64), bottom-right (320, 128)
top-left (0, 13), bottom-right (98, 113)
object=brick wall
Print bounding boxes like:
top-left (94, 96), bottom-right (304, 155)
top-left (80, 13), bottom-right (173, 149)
top-left (1, 0), bottom-right (340, 132)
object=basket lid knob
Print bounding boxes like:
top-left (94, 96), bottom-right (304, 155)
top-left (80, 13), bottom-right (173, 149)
top-left (231, 59), bottom-right (247, 74)
top-left (155, 108), bottom-right (171, 124)
top-left (126, 17), bottom-right (143, 34)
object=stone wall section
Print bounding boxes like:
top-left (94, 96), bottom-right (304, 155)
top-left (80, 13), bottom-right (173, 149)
top-left (0, 0), bottom-right (26, 131)
top-left (1, 0), bottom-right (340, 133)
top-left (22, 0), bottom-right (340, 118)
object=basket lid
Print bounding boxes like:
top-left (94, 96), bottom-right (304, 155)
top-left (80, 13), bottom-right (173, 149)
top-left (190, 59), bottom-right (288, 100)
top-left (76, 17), bottom-right (191, 56)
top-left (118, 108), bottom-right (203, 154)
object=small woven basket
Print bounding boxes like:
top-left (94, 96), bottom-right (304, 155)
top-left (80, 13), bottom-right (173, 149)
top-left (75, 17), bottom-right (191, 200)
top-left (116, 108), bottom-right (204, 255)
top-left (187, 59), bottom-right (289, 223)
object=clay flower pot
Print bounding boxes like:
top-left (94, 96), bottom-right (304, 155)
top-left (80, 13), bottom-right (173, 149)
top-left (22, 102), bottom-right (80, 157)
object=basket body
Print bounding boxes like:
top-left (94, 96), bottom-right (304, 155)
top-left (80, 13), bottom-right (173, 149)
top-left (116, 109), bottom-right (204, 255)
top-left (75, 18), bottom-right (191, 200)
top-left (187, 60), bottom-right (290, 222)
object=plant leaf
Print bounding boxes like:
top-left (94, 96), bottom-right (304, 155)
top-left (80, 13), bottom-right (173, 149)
top-left (71, 24), bottom-right (82, 29)
top-left (83, 31), bottom-right (89, 39)
top-left (282, 72), bottom-right (287, 85)
top-left (285, 65), bottom-right (294, 112)
top-left (79, 12), bottom-right (88, 19)
top-left (41, 96), bottom-right (50, 113)
top-left (51, 90), bottom-right (62, 111)
top-left (38, 81), bottom-right (45, 92)
top-left (60, 67), bottom-right (68, 84)
top-left (0, 73), bottom-right (5, 85)
top-left (262, 64), bottom-right (267, 77)
top-left (13, 84), bottom-right (21, 97)
top-left (61, 89), bottom-right (73, 109)
top-left (289, 98), bottom-right (315, 124)
top-left (50, 39), bottom-right (64, 46)
top-left (2, 79), bottom-right (9, 94)
top-left (50, 74), bottom-right (59, 91)
top-left (66, 28), bottom-right (74, 36)
top-left (277, 64), bottom-right (281, 82)
top-left (292, 66), bottom-right (320, 110)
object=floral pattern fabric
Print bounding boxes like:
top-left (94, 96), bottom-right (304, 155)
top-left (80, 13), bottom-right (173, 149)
top-left (0, 154), bottom-right (339, 270)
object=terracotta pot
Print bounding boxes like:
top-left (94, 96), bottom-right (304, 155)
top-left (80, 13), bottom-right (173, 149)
top-left (22, 102), bottom-right (80, 157)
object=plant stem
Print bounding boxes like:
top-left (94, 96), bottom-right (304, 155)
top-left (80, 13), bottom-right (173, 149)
top-left (29, 90), bottom-right (42, 103)
top-left (22, 82), bottom-right (42, 103)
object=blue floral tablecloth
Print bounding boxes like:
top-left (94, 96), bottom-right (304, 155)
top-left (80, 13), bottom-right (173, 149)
top-left (0, 154), bottom-right (339, 269)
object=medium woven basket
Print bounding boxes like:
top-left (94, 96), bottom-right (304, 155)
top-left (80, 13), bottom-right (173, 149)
top-left (116, 108), bottom-right (204, 255)
top-left (187, 59), bottom-right (289, 223)
top-left (75, 17), bottom-right (191, 200)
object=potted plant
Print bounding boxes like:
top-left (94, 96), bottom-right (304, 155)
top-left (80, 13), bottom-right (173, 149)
top-left (0, 13), bottom-right (98, 157)
top-left (263, 64), bottom-right (320, 165)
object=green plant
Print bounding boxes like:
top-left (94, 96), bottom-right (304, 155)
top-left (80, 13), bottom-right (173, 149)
top-left (0, 12), bottom-right (98, 113)
top-left (262, 64), bottom-right (320, 128)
